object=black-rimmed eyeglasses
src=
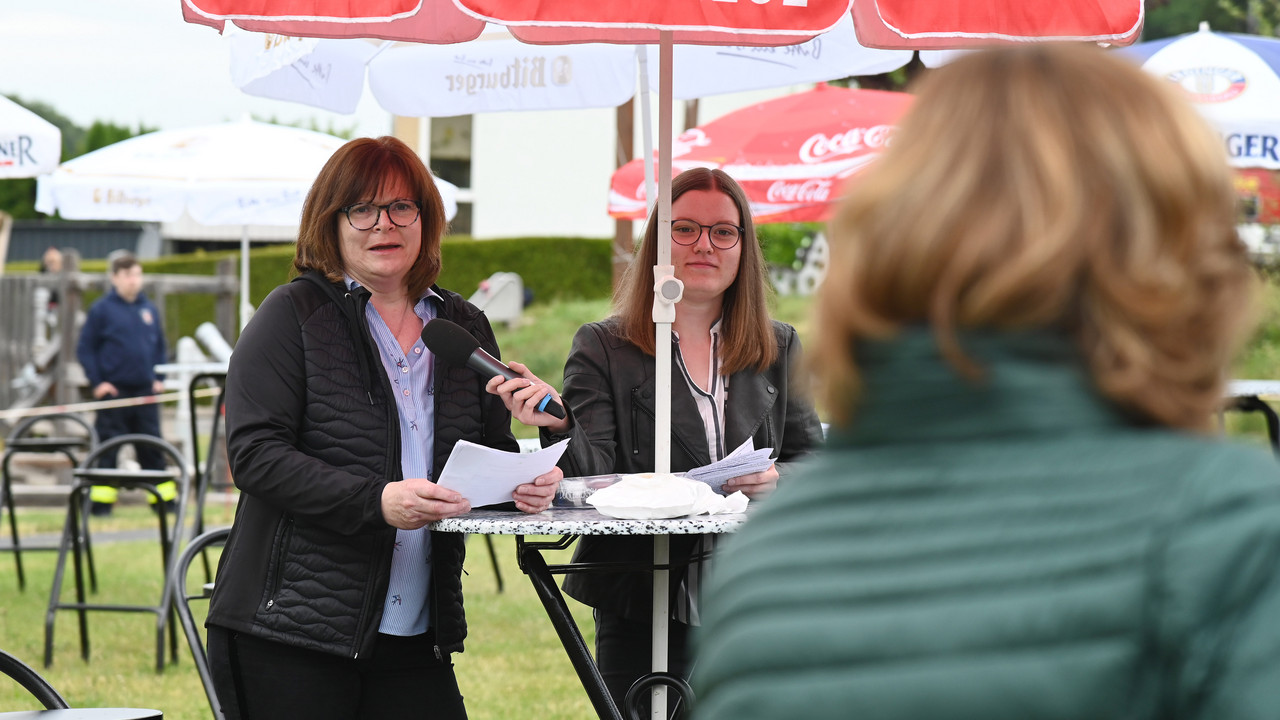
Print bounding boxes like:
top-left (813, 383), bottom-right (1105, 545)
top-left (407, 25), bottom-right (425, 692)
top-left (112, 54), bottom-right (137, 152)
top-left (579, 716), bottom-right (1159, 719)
top-left (340, 200), bottom-right (421, 231)
top-left (671, 220), bottom-right (744, 250)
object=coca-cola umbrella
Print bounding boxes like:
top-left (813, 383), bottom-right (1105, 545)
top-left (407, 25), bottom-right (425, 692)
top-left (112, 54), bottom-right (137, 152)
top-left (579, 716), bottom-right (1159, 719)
top-left (609, 83), bottom-right (911, 224)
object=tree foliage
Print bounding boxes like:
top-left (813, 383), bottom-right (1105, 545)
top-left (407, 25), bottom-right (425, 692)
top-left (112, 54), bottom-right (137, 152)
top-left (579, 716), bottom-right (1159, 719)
top-left (1146, 0), bottom-right (1280, 37)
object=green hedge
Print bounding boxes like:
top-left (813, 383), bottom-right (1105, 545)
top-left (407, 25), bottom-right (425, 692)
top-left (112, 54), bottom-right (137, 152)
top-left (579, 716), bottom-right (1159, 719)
top-left (14, 236), bottom-right (615, 346)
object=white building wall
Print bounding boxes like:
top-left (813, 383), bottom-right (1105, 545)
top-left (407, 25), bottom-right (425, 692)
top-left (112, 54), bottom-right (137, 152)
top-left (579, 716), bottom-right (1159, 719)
top-left (470, 107), bottom-right (619, 239)
top-left (466, 84), bottom-right (808, 240)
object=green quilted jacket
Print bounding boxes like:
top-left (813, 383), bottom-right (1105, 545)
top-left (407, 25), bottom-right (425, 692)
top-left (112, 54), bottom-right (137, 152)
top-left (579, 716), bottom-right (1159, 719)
top-left (694, 330), bottom-right (1280, 720)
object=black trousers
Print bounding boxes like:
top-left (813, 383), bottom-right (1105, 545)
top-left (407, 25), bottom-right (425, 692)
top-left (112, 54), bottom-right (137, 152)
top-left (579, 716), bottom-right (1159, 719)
top-left (594, 609), bottom-right (691, 718)
top-left (93, 394), bottom-right (166, 470)
top-left (207, 626), bottom-right (467, 720)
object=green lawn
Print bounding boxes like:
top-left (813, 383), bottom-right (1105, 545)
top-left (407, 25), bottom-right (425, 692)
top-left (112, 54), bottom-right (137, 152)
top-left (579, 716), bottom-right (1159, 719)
top-left (4, 278), bottom-right (1280, 715)
top-left (1, 504), bottom-right (598, 719)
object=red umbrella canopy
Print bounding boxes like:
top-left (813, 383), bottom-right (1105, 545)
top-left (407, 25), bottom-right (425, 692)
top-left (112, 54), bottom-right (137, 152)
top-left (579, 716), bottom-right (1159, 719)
top-left (454, 0), bottom-right (852, 44)
top-left (852, 0), bottom-right (1144, 49)
top-left (181, 0), bottom-right (484, 42)
top-left (609, 83), bottom-right (912, 224)
top-left (182, 1), bottom-right (1144, 48)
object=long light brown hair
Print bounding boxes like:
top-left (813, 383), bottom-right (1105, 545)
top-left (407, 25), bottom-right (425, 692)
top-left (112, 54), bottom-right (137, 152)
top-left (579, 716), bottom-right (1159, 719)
top-left (613, 167), bottom-right (777, 373)
top-left (815, 43), bottom-right (1257, 430)
top-left (294, 136), bottom-right (447, 299)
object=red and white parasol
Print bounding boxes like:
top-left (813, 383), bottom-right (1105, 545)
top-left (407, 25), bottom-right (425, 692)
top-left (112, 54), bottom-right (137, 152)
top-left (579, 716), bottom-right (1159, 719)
top-left (610, 83), bottom-right (912, 224)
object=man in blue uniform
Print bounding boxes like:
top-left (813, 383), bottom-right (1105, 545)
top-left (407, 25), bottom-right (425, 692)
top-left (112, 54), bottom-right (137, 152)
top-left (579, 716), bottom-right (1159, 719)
top-left (76, 251), bottom-right (175, 516)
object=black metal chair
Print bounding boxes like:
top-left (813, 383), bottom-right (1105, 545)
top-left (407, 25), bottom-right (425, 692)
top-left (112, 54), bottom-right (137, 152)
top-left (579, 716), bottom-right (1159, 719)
top-left (1, 412), bottom-right (98, 590)
top-left (187, 372), bottom-right (228, 584)
top-left (0, 647), bottom-right (69, 709)
top-left (44, 434), bottom-right (191, 673)
top-left (1224, 394), bottom-right (1280, 454)
top-left (174, 526), bottom-right (231, 720)
top-left (624, 671), bottom-right (695, 720)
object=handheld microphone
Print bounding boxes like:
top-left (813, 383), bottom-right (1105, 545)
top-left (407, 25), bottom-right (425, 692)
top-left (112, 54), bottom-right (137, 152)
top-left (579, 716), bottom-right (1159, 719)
top-left (422, 318), bottom-right (567, 419)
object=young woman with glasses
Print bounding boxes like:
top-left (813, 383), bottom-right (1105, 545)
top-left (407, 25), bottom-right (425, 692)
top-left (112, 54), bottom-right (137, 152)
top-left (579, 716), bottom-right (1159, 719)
top-left (490, 167), bottom-right (824, 715)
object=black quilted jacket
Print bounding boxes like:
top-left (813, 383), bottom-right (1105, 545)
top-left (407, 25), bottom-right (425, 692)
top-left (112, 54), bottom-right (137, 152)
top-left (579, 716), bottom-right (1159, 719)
top-left (207, 272), bottom-right (517, 660)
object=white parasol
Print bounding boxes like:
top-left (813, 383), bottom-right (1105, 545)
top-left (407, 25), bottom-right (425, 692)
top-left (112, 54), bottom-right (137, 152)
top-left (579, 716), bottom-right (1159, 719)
top-left (0, 96), bottom-right (61, 179)
top-left (35, 118), bottom-right (457, 328)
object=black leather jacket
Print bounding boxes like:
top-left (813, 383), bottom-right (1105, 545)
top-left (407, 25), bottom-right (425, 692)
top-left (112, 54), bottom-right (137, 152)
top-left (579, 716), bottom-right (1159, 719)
top-left (541, 317), bottom-right (824, 620)
top-left (207, 272), bottom-right (517, 659)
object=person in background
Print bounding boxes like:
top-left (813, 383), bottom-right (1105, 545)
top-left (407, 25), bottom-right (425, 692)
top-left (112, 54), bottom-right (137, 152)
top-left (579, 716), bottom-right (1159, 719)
top-left (493, 167), bottom-right (824, 715)
top-left (205, 136), bottom-right (561, 720)
top-left (75, 250), bottom-right (174, 516)
top-left (39, 245), bottom-right (63, 309)
top-left (692, 43), bottom-right (1280, 720)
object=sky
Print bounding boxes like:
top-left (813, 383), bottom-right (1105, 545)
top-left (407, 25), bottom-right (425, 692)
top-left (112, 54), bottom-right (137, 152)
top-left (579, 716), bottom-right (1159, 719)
top-left (1, 0), bottom-right (393, 138)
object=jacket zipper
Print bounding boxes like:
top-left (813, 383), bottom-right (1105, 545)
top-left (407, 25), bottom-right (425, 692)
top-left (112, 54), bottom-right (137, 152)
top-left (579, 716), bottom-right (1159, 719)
top-left (349, 284), bottom-right (403, 659)
top-left (265, 516), bottom-right (294, 610)
top-left (630, 388), bottom-right (642, 456)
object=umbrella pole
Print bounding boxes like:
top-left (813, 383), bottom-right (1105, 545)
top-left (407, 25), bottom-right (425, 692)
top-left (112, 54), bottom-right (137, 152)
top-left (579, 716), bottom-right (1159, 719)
top-left (636, 46), bottom-right (657, 216)
top-left (651, 31), bottom-right (676, 720)
top-left (240, 226), bottom-right (251, 330)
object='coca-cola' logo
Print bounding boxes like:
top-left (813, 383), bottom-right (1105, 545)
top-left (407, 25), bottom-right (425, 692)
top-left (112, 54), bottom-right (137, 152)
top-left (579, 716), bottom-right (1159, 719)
top-left (799, 124), bottom-right (894, 164)
top-left (767, 179), bottom-right (833, 203)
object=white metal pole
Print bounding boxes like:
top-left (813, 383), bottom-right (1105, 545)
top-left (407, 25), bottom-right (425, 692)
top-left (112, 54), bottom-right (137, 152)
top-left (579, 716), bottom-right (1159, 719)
top-left (650, 32), bottom-right (675, 720)
top-left (239, 226), bottom-right (251, 331)
top-left (636, 46), bottom-right (657, 216)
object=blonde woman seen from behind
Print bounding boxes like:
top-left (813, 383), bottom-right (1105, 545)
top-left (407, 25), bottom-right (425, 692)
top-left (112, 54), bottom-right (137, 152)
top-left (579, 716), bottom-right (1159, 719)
top-left (694, 43), bottom-right (1280, 720)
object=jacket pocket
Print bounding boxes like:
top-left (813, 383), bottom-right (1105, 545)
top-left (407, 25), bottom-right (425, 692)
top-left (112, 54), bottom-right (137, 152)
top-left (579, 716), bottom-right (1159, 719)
top-left (262, 515), bottom-right (294, 611)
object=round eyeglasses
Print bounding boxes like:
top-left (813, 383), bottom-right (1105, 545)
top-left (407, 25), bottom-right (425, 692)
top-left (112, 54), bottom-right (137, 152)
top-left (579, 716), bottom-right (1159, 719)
top-left (341, 200), bottom-right (421, 231)
top-left (670, 220), bottom-right (744, 250)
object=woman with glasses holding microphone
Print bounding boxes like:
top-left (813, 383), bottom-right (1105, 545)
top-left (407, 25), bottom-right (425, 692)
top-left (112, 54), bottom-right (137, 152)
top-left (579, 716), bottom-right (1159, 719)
top-left (206, 136), bottom-right (560, 720)
top-left (493, 167), bottom-right (824, 715)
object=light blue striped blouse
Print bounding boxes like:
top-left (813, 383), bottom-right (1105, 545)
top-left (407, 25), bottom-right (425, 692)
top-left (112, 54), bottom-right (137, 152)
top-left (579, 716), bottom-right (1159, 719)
top-left (348, 280), bottom-right (440, 637)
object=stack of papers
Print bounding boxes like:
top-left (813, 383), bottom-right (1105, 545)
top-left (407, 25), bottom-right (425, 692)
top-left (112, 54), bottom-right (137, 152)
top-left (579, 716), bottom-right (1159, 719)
top-left (437, 438), bottom-right (570, 507)
top-left (685, 439), bottom-right (775, 494)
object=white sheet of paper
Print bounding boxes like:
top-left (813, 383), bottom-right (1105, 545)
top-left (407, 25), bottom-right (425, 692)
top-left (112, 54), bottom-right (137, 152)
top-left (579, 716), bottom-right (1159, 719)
top-left (685, 438), bottom-right (775, 493)
top-left (437, 438), bottom-right (570, 507)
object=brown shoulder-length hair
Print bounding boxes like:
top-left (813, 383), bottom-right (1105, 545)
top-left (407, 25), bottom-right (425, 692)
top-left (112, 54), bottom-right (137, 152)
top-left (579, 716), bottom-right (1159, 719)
top-left (293, 136), bottom-right (448, 299)
top-left (614, 167), bottom-right (777, 374)
top-left (815, 43), bottom-right (1258, 431)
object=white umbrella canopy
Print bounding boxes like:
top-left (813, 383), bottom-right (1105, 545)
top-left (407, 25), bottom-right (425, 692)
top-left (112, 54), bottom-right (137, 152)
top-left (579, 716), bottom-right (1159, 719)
top-left (647, 16), bottom-right (911, 100)
top-left (230, 18), bottom-right (911, 114)
top-left (229, 25), bottom-right (638, 117)
top-left (1121, 24), bottom-right (1280, 170)
top-left (0, 96), bottom-right (61, 179)
top-left (35, 118), bottom-right (347, 225)
top-left (35, 118), bottom-right (458, 327)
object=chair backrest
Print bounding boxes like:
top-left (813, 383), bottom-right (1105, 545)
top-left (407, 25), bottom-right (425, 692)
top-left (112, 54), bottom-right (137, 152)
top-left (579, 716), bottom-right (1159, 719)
top-left (174, 526), bottom-right (231, 720)
top-left (4, 412), bottom-right (98, 450)
top-left (80, 433), bottom-right (185, 473)
top-left (0, 648), bottom-right (70, 709)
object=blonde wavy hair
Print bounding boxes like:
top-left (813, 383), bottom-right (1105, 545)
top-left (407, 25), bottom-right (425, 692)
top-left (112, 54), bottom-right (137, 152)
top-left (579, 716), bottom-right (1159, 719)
top-left (814, 43), bottom-right (1258, 430)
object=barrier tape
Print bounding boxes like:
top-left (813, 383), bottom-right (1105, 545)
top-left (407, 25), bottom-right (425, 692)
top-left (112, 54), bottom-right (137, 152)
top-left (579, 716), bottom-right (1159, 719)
top-left (0, 386), bottom-right (223, 422)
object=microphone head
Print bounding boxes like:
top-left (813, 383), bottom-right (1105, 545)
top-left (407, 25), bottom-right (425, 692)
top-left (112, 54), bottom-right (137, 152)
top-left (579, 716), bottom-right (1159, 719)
top-left (422, 318), bottom-right (480, 367)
